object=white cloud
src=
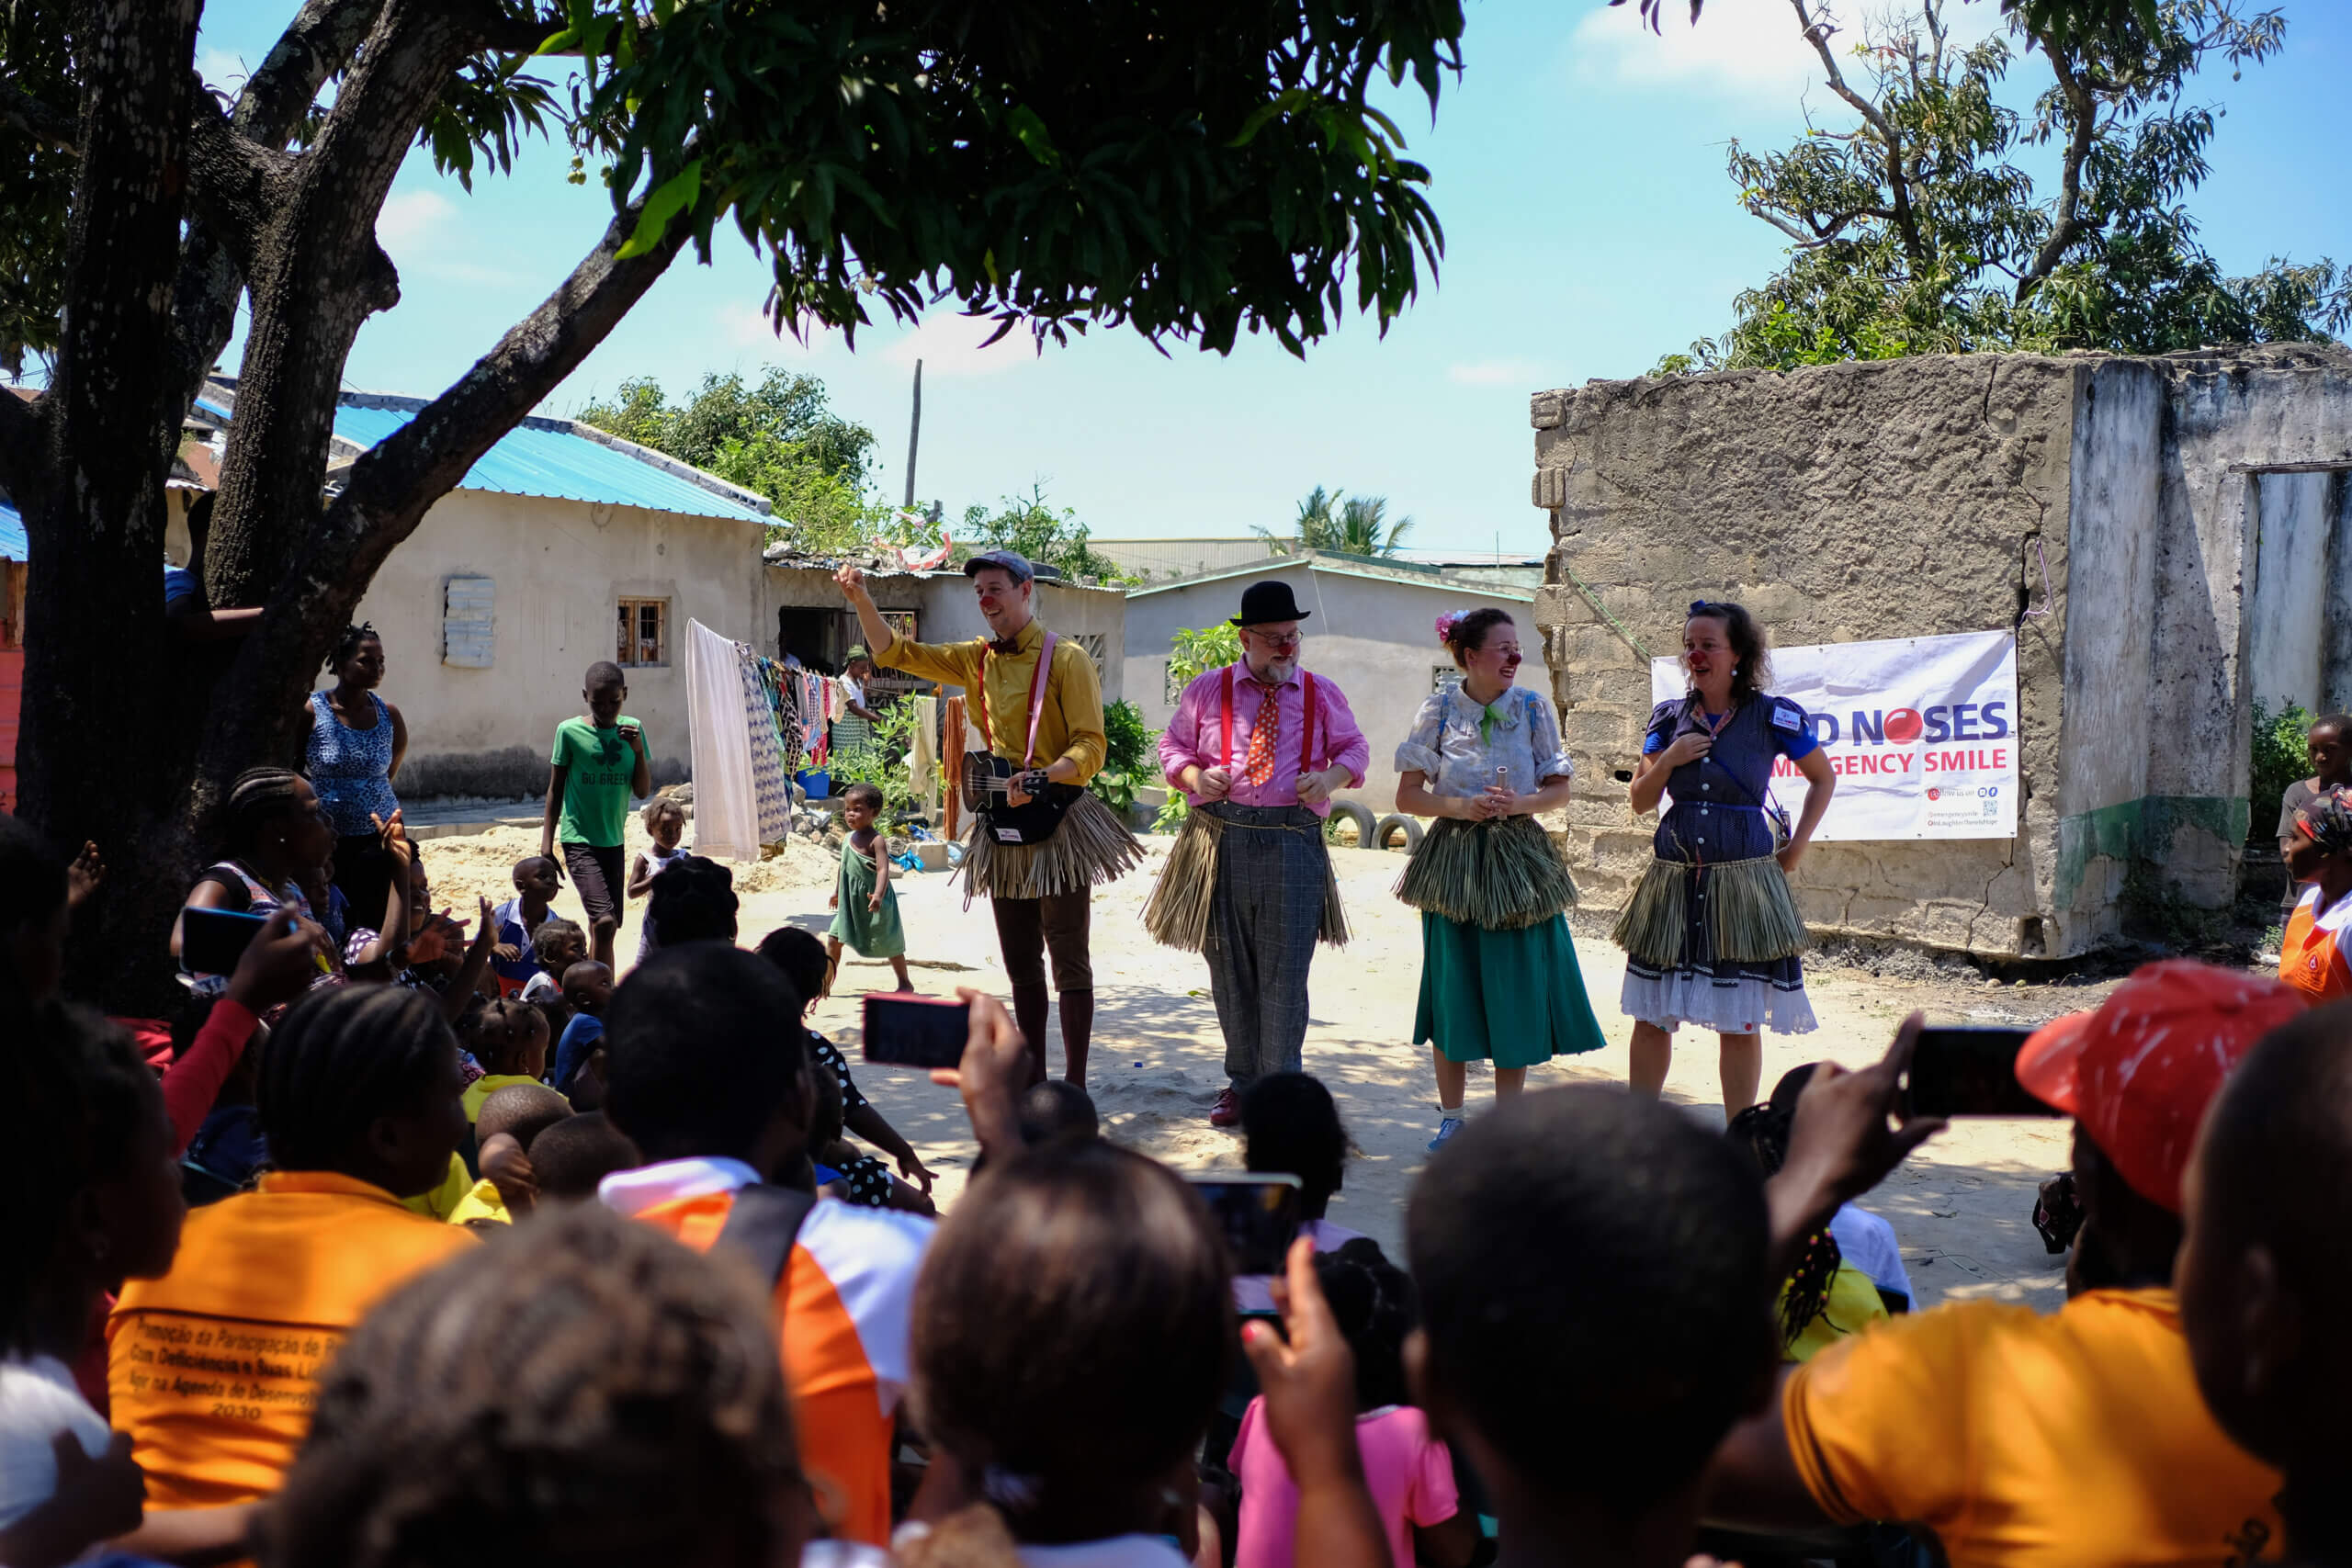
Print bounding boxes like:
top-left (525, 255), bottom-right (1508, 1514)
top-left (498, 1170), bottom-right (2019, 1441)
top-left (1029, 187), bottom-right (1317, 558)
top-left (196, 47), bottom-right (247, 91)
top-left (376, 190), bottom-right (458, 254)
top-left (881, 310), bottom-right (1038, 378)
top-left (1448, 358), bottom-right (1546, 388)
top-left (1567, 0), bottom-right (2005, 105)
top-left (716, 299), bottom-right (839, 355)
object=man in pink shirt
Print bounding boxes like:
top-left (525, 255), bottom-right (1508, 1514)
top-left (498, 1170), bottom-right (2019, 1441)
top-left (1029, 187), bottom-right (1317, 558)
top-left (1156, 581), bottom-right (1369, 1127)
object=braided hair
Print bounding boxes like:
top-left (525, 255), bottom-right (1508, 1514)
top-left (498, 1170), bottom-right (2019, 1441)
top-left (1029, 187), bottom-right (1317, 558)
top-left (256, 985), bottom-right (457, 1173)
top-left (0, 1001), bottom-right (167, 1355)
top-left (257, 1203), bottom-right (801, 1568)
top-left (1314, 1238), bottom-right (1417, 1412)
top-left (222, 767), bottom-right (308, 858)
top-left (1726, 1101), bottom-right (1842, 1348)
top-left (322, 622), bottom-right (379, 676)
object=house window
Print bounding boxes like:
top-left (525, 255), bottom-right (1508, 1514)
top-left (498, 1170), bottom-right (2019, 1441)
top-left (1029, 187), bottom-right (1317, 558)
top-left (442, 575), bottom-right (494, 668)
top-left (617, 598), bottom-right (668, 667)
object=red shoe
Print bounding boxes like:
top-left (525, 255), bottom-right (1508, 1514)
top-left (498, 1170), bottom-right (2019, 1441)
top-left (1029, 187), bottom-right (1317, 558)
top-left (1209, 1087), bottom-right (1241, 1128)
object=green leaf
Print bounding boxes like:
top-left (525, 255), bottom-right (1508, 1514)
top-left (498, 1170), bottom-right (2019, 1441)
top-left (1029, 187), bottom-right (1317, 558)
top-left (1006, 106), bottom-right (1060, 167)
top-left (616, 158), bottom-right (702, 259)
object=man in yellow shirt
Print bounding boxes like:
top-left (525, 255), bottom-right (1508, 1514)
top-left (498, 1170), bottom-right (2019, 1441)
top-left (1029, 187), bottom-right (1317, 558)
top-left (836, 551), bottom-right (1141, 1085)
top-left (1705, 962), bottom-right (2302, 1568)
top-left (2178, 1001), bottom-right (2352, 1566)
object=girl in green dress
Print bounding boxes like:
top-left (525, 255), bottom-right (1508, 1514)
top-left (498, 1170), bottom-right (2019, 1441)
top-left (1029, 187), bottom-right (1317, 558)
top-left (1394, 607), bottom-right (1606, 1150)
top-left (827, 782), bottom-right (912, 993)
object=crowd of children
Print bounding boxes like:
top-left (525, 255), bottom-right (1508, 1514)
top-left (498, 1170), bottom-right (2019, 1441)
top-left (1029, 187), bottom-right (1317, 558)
top-left (13, 657), bottom-right (2352, 1568)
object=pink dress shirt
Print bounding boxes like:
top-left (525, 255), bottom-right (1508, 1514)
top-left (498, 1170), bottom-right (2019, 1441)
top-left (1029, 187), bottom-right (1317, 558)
top-left (1159, 663), bottom-right (1370, 818)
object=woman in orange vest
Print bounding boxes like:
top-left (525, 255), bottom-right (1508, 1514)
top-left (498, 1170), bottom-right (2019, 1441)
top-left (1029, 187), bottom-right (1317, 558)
top-left (2280, 784), bottom-right (2352, 1005)
top-left (107, 986), bottom-right (473, 1524)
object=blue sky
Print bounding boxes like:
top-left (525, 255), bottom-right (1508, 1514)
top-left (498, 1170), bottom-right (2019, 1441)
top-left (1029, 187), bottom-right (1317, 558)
top-left (197, 0), bottom-right (2352, 550)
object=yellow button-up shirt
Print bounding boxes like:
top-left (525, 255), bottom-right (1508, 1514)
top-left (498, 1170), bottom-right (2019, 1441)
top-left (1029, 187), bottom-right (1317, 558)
top-left (874, 615), bottom-right (1106, 784)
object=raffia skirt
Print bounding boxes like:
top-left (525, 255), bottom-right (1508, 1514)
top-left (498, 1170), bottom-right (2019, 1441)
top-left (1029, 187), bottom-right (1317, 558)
top-left (1141, 804), bottom-right (1348, 953)
top-left (1611, 854), bottom-right (1816, 1035)
top-left (956, 791), bottom-right (1146, 905)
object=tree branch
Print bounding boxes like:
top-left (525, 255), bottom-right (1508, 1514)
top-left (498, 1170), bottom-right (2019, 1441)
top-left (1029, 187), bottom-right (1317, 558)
top-left (1789, 0), bottom-right (1925, 267)
top-left (2018, 38), bottom-right (2098, 300)
top-left (230, 0), bottom-right (385, 144)
top-left (0, 383), bottom-right (45, 497)
top-left (0, 77), bottom-right (74, 150)
top-left (463, 4), bottom-right (571, 55)
top-left (182, 88), bottom-right (293, 278)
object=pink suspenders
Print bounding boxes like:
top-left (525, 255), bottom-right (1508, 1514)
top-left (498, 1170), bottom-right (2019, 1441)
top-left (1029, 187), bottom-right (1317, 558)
top-left (1217, 664), bottom-right (1320, 773)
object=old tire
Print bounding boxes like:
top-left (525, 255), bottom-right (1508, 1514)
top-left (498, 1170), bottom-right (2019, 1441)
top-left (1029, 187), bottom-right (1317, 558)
top-left (1324, 800), bottom-right (1376, 849)
top-left (1374, 814), bottom-right (1423, 853)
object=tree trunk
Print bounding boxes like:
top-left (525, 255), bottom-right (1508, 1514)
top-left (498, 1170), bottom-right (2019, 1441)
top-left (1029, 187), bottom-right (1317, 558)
top-left (17, 0), bottom-right (205, 1012)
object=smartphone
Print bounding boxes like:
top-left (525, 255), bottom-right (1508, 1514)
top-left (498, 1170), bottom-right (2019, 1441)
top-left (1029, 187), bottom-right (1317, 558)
top-left (1904, 1026), bottom-right (2063, 1117)
top-left (861, 993), bottom-right (970, 1070)
top-left (182, 907), bottom-right (268, 976)
top-left (1187, 1173), bottom-right (1305, 1276)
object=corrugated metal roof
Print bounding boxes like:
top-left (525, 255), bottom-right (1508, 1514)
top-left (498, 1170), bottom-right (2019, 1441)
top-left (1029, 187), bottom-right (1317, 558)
top-left (325, 400), bottom-right (770, 524)
top-left (0, 499), bottom-right (25, 561)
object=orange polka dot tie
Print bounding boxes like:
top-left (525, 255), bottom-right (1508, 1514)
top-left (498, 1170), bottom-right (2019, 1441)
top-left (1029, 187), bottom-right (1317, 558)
top-left (1240, 682), bottom-right (1281, 788)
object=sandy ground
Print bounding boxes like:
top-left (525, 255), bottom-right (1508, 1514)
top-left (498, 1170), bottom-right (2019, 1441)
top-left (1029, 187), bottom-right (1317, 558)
top-left (425, 819), bottom-right (2097, 1312)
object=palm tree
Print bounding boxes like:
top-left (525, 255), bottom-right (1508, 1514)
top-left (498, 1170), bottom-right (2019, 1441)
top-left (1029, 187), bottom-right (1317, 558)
top-left (1255, 486), bottom-right (1413, 557)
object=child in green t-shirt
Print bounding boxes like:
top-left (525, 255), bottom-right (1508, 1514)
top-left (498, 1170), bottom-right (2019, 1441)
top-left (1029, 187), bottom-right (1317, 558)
top-left (541, 660), bottom-right (651, 969)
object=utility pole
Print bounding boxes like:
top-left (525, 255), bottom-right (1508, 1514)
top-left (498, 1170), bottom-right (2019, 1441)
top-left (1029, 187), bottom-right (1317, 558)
top-left (902, 358), bottom-right (922, 510)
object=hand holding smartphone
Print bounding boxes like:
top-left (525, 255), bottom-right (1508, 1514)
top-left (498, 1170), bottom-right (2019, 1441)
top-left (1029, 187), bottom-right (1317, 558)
top-left (1903, 1026), bottom-right (2063, 1117)
top-left (863, 993), bottom-right (973, 1070)
top-left (1187, 1173), bottom-right (1304, 1276)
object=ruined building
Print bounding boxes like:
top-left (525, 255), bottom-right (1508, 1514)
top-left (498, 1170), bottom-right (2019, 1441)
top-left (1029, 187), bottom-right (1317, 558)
top-left (1532, 344), bottom-right (2352, 959)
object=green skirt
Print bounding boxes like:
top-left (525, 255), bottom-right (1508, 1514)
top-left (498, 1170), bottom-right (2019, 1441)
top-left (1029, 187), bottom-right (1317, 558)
top-left (829, 844), bottom-right (906, 958)
top-left (1414, 911), bottom-right (1607, 1069)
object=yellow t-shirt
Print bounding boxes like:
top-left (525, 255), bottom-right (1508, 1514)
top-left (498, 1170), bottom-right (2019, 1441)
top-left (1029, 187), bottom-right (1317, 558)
top-left (447, 1178), bottom-right (510, 1225)
top-left (107, 1170), bottom-right (475, 1508)
top-left (874, 615), bottom-right (1105, 784)
top-left (1782, 1264), bottom-right (1890, 1363)
top-left (1782, 1287), bottom-right (2284, 1568)
top-left (400, 1151), bottom-right (472, 1221)
top-left (461, 1072), bottom-right (549, 1123)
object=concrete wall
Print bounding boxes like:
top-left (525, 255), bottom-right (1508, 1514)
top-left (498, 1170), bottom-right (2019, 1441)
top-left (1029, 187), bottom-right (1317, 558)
top-left (1532, 355), bottom-right (2076, 957)
top-left (342, 490), bottom-right (766, 798)
top-left (1125, 560), bottom-right (1545, 809)
top-left (1532, 344), bottom-right (2352, 959)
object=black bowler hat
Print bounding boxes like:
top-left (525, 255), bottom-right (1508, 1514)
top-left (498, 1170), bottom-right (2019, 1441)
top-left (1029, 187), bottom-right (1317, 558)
top-left (1231, 580), bottom-right (1313, 626)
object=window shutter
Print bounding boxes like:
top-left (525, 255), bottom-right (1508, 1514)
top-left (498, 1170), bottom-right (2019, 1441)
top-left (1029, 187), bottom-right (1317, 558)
top-left (443, 576), bottom-right (495, 667)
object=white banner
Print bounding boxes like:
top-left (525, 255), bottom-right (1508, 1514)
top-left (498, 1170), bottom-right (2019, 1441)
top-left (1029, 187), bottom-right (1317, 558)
top-left (1649, 630), bottom-right (2018, 840)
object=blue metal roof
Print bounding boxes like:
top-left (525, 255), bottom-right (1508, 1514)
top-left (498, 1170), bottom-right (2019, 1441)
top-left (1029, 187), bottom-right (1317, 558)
top-left (0, 498), bottom-right (25, 560)
top-left (325, 400), bottom-right (769, 524)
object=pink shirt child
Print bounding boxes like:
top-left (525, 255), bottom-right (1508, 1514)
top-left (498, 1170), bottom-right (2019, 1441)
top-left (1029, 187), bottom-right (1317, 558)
top-left (1228, 1399), bottom-right (1461, 1568)
top-left (1158, 662), bottom-right (1371, 818)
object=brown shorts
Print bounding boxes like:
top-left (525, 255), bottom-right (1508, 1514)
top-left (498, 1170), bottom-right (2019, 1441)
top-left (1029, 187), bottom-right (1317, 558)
top-left (563, 842), bottom-right (627, 929)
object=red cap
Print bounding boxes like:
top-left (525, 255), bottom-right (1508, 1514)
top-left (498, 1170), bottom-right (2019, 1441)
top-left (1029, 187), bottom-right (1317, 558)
top-left (2014, 960), bottom-right (2308, 1213)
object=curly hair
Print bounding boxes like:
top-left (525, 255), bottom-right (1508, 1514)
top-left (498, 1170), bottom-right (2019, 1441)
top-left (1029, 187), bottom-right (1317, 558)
top-left (322, 622), bottom-right (379, 675)
top-left (1726, 1101), bottom-right (1842, 1348)
top-left (256, 1204), bottom-right (800, 1568)
top-left (1684, 601), bottom-right (1773, 704)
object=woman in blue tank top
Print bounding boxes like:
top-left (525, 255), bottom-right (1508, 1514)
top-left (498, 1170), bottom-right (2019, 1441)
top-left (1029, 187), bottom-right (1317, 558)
top-left (302, 622), bottom-right (409, 931)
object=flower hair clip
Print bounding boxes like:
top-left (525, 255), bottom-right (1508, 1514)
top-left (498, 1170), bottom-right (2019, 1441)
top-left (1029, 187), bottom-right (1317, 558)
top-left (1434, 610), bottom-right (1467, 646)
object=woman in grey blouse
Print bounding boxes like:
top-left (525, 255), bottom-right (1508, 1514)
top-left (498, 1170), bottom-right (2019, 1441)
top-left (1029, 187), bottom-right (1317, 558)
top-left (1392, 607), bottom-right (1606, 1150)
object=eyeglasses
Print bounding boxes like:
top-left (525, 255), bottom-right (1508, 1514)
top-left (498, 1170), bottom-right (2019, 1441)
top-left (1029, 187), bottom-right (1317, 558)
top-left (1242, 628), bottom-right (1304, 650)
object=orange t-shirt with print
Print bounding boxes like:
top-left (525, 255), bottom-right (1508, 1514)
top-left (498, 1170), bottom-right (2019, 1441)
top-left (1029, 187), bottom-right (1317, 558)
top-left (631, 1190), bottom-right (929, 1546)
top-left (107, 1170), bottom-right (475, 1508)
top-left (1781, 1287), bottom-right (2283, 1568)
top-left (2278, 884), bottom-right (2352, 1005)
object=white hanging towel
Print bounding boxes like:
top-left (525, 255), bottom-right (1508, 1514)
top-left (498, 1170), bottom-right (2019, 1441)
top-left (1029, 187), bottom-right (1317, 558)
top-left (685, 618), bottom-right (760, 862)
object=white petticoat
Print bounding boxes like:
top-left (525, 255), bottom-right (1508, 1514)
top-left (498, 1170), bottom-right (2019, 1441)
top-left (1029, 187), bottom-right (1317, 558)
top-left (1621, 969), bottom-right (1817, 1036)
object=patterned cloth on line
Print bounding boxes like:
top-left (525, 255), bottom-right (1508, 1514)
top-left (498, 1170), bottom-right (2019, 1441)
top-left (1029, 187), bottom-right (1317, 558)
top-left (734, 643), bottom-right (792, 844)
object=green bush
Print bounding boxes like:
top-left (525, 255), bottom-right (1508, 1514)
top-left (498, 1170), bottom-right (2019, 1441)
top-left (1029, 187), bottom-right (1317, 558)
top-left (825, 703), bottom-right (922, 823)
top-left (1090, 698), bottom-right (1159, 814)
top-left (1151, 624), bottom-right (1247, 831)
top-left (2251, 698), bottom-right (2316, 841)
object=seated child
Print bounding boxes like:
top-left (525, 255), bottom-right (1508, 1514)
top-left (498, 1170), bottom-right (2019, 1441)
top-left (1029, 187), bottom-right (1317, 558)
top-left (459, 998), bottom-right (556, 1124)
top-left (1236, 1073), bottom-right (1364, 1314)
top-left (1725, 1100), bottom-right (1887, 1360)
top-left (808, 1057), bottom-right (934, 1217)
top-left (1770, 1064), bottom-right (1914, 1311)
top-left (628, 798), bottom-right (691, 963)
top-left (491, 855), bottom-right (562, 998)
top-left (753, 926), bottom-right (934, 1194)
top-left (826, 783), bottom-right (910, 993)
top-left (1227, 1240), bottom-right (1476, 1568)
top-left (1398, 1089), bottom-right (1779, 1567)
top-left (524, 917), bottom-right (587, 1006)
top-left (448, 1083), bottom-right (575, 1226)
top-left (526, 1112), bottom-right (640, 1203)
top-left (253, 1204), bottom-right (808, 1568)
top-left (552, 961), bottom-right (613, 1100)
top-left (642, 854), bottom-right (739, 949)
top-left (1019, 1079), bottom-right (1100, 1147)
top-left (173, 997), bottom-right (266, 1197)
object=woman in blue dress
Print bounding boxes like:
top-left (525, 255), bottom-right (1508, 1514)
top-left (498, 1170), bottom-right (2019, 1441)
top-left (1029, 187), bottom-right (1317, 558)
top-left (1615, 602), bottom-right (1835, 1116)
top-left (301, 622), bottom-right (409, 931)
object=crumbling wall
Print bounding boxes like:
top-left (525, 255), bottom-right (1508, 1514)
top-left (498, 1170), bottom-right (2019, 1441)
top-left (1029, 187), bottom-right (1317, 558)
top-left (1532, 355), bottom-right (2076, 957)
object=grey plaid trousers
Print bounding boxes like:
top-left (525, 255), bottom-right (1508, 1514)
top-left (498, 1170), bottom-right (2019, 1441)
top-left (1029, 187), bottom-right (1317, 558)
top-left (1200, 803), bottom-right (1329, 1087)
